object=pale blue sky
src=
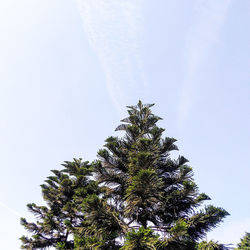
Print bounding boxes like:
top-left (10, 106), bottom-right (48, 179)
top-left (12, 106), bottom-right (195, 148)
top-left (0, 0), bottom-right (249, 248)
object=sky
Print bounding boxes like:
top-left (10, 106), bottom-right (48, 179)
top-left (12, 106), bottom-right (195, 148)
top-left (0, 0), bottom-right (249, 248)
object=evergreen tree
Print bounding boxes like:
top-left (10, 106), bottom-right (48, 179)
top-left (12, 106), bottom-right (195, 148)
top-left (20, 159), bottom-right (99, 249)
top-left (236, 232), bottom-right (250, 249)
top-left (88, 101), bottom-right (229, 249)
top-left (21, 101), bottom-right (229, 249)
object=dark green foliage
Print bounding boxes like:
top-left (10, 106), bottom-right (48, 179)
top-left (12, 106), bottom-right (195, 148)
top-left (196, 240), bottom-right (228, 250)
top-left (236, 232), bottom-right (250, 249)
top-left (20, 159), bottom-right (99, 249)
top-left (121, 227), bottom-right (160, 250)
top-left (92, 101), bottom-right (229, 248)
top-left (21, 101), bottom-right (229, 249)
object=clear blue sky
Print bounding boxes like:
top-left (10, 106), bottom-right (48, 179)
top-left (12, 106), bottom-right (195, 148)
top-left (0, 0), bottom-right (249, 248)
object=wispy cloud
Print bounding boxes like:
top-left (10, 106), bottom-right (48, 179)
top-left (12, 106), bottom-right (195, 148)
top-left (0, 201), bottom-right (20, 217)
top-left (75, 0), bottom-right (145, 113)
top-left (178, 0), bottom-right (231, 126)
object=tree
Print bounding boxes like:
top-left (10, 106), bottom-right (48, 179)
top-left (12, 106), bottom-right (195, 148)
top-left (20, 159), bottom-right (100, 249)
top-left (236, 232), bottom-right (250, 249)
top-left (21, 101), bottom-right (229, 249)
top-left (90, 101), bottom-right (229, 249)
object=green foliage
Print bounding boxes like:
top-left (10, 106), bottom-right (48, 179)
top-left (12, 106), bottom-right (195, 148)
top-left (169, 219), bottom-right (188, 239)
top-left (73, 235), bottom-right (110, 250)
top-left (196, 240), bottom-right (228, 250)
top-left (236, 232), bottom-right (250, 249)
top-left (121, 227), bottom-right (159, 250)
top-left (20, 101), bottom-right (229, 249)
top-left (20, 159), bottom-right (99, 249)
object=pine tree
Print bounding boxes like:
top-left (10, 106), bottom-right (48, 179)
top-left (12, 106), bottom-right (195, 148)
top-left (21, 101), bottom-right (229, 249)
top-left (88, 101), bottom-right (229, 249)
top-left (20, 159), bottom-right (99, 249)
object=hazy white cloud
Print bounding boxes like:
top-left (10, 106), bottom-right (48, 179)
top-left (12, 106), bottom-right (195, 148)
top-left (178, 0), bottom-right (231, 126)
top-left (75, 0), bottom-right (145, 113)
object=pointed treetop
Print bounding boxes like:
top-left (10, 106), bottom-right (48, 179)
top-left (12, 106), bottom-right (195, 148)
top-left (116, 101), bottom-right (161, 132)
top-left (126, 100), bottom-right (155, 111)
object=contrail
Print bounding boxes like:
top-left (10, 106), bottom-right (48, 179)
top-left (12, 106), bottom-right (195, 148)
top-left (75, 0), bottom-right (146, 114)
top-left (178, 0), bottom-right (231, 126)
top-left (0, 201), bottom-right (21, 217)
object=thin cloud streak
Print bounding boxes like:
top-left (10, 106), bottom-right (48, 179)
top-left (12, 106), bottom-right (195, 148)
top-left (75, 0), bottom-right (145, 114)
top-left (0, 201), bottom-right (21, 218)
top-left (178, 0), bottom-right (231, 126)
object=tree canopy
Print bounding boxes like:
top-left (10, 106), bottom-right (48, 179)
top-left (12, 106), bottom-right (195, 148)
top-left (20, 101), bottom-right (229, 249)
